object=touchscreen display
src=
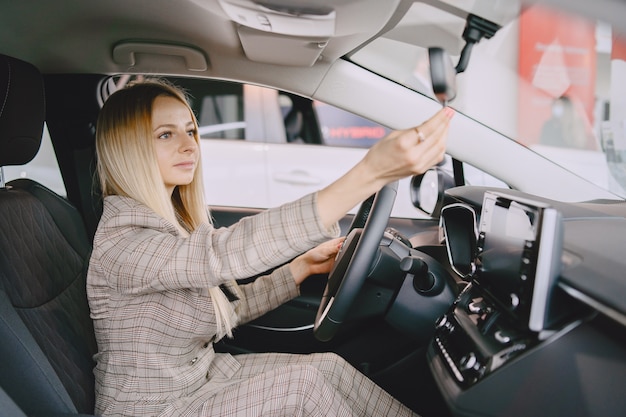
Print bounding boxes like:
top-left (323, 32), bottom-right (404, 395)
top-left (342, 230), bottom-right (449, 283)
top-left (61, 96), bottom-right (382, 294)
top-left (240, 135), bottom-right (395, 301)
top-left (475, 192), bottom-right (563, 331)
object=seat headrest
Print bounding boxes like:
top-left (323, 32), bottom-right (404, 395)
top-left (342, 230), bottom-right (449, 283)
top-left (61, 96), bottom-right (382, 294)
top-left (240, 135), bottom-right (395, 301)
top-left (0, 54), bottom-right (45, 167)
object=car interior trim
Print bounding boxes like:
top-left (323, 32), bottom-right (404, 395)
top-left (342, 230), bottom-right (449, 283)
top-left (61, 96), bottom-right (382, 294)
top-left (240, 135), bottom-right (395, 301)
top-left (248, 324), bottom-right (315, 332)
top-left (559, 282), bottom-right (626, 328)
top-left (112, 41), bottom-right (209, 71)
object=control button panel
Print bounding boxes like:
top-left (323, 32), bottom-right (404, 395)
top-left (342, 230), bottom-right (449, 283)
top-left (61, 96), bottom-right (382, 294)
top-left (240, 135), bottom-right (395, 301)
top-left (431, 283), bottom-right (539, 389)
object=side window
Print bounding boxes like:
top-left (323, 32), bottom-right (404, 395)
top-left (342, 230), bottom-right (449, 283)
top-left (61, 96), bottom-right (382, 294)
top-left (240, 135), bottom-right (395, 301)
top-left (278, 92), bottom-right (391, 147)
top-left (3, 124), bottom-right (66, 196)
top-left (183, 80), bottom-right (286, 144)
top-left (185, 80), bottom-right (245, 140)
top-left (314, 100), bottom-right (392, 148)
top-left (100, 76), bottom-right (249, 140)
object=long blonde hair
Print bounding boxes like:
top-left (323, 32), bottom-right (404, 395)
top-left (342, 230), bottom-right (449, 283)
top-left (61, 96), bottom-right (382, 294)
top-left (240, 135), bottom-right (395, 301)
top-left (96, 79), bottom-right (239, 339)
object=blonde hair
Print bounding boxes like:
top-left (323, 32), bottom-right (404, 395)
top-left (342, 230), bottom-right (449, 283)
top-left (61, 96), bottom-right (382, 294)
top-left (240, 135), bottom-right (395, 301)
top-left (96, 79), bottom-right (240, 339)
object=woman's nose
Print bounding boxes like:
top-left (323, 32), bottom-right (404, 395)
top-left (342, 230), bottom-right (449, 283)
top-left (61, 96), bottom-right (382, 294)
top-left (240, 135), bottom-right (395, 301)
top-left (180, 134), bottom-right (198, 153)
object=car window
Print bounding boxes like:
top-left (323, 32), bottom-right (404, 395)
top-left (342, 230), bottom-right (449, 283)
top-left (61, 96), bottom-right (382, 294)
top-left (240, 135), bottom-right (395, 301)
top-left (277, 93), bottom-right (392, 148)
top-left (314, 101), bottom-right (391, 148)
top-left (3, 124), bottom-right (67, 196)
top-left (193, 81), bottom-right (245, 140)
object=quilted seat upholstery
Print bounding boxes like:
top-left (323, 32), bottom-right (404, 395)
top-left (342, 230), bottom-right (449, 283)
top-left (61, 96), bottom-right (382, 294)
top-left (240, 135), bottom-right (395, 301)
top-left (0, 53), bottom-right (97, 415)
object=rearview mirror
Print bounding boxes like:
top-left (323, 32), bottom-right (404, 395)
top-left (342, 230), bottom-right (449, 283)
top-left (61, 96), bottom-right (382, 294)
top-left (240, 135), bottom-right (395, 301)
top-left (428, 47), bottom-right (457, 105)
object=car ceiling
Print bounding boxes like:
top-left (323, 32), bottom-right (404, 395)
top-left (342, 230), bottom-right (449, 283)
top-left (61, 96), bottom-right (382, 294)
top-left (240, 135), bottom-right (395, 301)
top-left (0, 0), bottom-right (519, 93)
top-left (4, 1), bottom-right (626, 76)
top-left (3, 0), bottom-right (623, 95)
top-left (3, 1), bottom-right (404, 82)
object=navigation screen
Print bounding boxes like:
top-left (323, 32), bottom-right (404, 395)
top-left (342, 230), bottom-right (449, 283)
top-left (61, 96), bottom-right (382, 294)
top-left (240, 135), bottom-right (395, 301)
top-left (474, 192), bottom-right (563, 331)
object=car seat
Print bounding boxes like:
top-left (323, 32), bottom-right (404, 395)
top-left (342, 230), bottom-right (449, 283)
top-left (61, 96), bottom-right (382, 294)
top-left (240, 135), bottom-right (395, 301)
top-left (0, 54), bottom-right (97, 415)
top-left (282, 92), bottom-right (323, 144)
top-left (284, 105), bottom-right (304, 143)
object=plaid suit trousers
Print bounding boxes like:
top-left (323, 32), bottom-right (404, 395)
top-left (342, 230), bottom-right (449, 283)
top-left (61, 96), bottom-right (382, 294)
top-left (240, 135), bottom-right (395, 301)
top-left (172, 352), bottom-right (419, 417)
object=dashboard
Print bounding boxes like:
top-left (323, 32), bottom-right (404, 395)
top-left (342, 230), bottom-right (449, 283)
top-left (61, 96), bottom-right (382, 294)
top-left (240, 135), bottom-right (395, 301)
top-left (428, 186), bottom-right (626, 417)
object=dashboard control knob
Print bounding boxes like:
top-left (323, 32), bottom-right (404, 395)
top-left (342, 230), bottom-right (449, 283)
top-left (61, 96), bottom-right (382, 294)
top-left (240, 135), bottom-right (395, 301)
top-left (435, 315), bottom-right (454, 334)
top-left (459, 352), bottom-right (477, 371)
top-left (468, 300), bottom-right (487, 314)
top-left (494, 330), bottom-right (512, 344)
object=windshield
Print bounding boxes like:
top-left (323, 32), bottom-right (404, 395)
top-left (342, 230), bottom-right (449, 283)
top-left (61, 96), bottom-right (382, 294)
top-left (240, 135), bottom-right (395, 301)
top-left (350, 2), bottom-right (626, 199)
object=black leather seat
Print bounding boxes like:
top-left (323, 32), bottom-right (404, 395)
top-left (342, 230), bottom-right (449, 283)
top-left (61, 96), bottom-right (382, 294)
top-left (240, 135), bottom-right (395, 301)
top-left (0, 54), bottom-right (97, 416)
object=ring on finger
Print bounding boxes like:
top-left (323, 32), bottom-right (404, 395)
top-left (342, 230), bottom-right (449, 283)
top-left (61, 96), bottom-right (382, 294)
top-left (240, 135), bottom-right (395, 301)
top-left (415, 127), bottom-right (426, 143)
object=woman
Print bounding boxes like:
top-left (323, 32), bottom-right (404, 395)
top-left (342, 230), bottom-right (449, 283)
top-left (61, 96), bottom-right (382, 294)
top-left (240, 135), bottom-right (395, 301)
top-left (87, 79), bottom-right (453, 416)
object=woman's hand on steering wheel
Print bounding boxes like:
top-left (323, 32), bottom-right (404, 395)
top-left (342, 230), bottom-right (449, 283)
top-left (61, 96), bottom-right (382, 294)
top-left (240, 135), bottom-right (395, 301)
top-left (290, 237), bottom-right (345, 286)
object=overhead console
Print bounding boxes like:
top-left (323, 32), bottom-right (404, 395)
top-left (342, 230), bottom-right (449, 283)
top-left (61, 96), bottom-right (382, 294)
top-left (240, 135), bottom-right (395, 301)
top-left (429, 191), bottom-right (591, 405)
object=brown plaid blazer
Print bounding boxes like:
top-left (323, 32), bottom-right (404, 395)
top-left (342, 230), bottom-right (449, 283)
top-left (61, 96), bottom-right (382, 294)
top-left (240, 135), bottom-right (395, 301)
top-left (87, 193), bottom-right (339, 416)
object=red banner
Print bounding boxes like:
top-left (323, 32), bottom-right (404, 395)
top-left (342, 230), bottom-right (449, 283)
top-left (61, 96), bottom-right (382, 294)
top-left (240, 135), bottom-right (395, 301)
top-left (612, 33), bottom-right (626, 62)
top-left (517, 5), bottom-right (596, 148)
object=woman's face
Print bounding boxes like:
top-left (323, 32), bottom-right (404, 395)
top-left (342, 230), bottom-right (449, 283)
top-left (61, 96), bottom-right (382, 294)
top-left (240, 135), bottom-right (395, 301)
top-left (152, 95), bottom-right (199, 195)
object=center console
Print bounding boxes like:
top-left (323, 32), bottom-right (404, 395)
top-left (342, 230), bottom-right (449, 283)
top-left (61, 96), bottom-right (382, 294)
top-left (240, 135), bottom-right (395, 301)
top-left (427, 189), bottom-right (625, 417)
top-left (431, 191), bottom-right (566, 389)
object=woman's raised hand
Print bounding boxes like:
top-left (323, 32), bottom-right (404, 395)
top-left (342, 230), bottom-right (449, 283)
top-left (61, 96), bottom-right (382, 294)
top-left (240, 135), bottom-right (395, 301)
top-left (362, 106), bottom-right (454, 185)
top-left (317, 107), bottom-right (454, 229)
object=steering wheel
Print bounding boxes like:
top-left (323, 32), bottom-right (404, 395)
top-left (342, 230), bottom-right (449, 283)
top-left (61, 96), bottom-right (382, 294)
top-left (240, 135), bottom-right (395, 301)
top-left (314, 181), bottom-right (398, 342)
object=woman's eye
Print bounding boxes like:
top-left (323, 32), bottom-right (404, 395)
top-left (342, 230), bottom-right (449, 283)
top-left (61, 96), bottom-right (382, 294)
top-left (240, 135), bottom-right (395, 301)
top-left (158, 131), bottom-right (171, 139)
top-left (187, 129), bottom-right (197, 137)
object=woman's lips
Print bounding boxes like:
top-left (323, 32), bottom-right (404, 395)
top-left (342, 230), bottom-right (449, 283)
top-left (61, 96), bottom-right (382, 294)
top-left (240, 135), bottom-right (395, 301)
top-left (175, 161), bottom-right (195, 169)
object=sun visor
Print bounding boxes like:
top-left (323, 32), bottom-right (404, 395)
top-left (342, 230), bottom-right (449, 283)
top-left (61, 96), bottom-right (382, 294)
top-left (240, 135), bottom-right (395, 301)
top-left (236, 26), bottom-right (328, 66)
top-left (219, 0), bottom-right (336, 37)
